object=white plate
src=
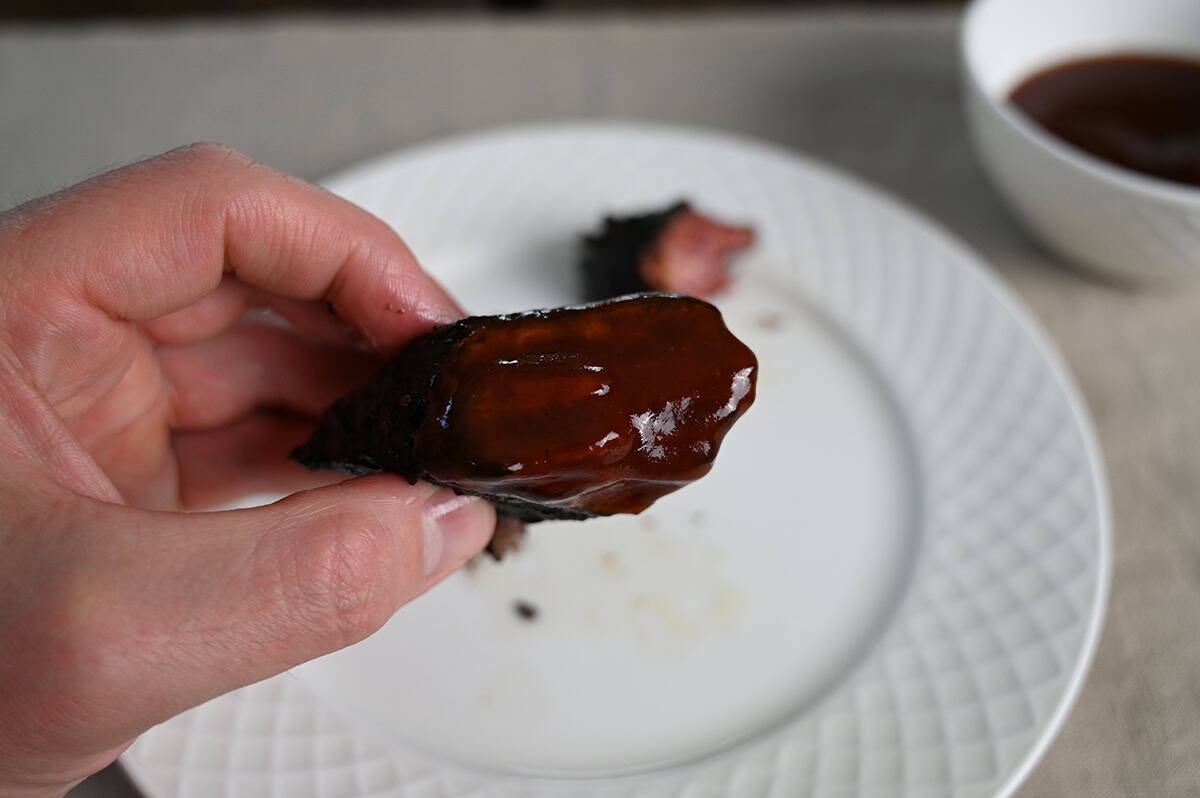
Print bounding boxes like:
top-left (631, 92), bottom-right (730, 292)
top-left (122, 123), bottom-right (1109, 798)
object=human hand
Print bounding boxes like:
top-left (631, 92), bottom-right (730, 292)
top-left (0, 144), bottom-right (496, 796)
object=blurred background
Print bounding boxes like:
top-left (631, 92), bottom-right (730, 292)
top-left (6, 0), bottom-right (965, 20)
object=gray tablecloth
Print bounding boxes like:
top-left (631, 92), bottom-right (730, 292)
top-left (1, 10), bottom-right (1196, 797)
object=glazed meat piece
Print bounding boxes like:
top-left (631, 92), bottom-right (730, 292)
top-left (580, 201), bottom-right (755, 300)
top-left (293, 293), bottom-right (757, 550)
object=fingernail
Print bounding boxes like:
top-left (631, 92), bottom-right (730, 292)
top-left (422, 488), bottom-right (493, 577)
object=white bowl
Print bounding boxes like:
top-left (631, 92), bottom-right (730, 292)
top-left (962, 0), bottom-right (1200, 284)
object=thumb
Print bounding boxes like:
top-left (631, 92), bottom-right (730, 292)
top-left (61, 475), bottom-right (494, 745)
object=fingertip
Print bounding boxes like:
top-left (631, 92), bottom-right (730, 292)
top-left (421, 489), bottom-right (496, 578)
top-left (286, 473), bottom-right (495, 582)
top-left (328, 241), bottom-right (466, 354)
top-left (249, 475), bottom-right (443, 651)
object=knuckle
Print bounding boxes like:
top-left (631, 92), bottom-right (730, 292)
top-left (0, 503), bottom-right (120, 724)
top-left (288, 504), bottom-right (405, 649)
top-left (37, 569), bottom-right (112, 688)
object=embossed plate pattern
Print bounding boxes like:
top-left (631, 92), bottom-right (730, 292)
top-left (122, 123), bottom-right (1109, 798)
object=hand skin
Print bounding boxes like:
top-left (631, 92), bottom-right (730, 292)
top-left (0, 143), bottom-right (496, 796)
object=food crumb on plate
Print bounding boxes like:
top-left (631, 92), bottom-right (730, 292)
top-left (755, 312), bottom-right (783, 332)
top-left (513, 600), bottom-right (539, 622)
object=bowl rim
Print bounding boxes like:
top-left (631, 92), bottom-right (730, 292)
top-left (961, 0), bottom-right (1200, 207)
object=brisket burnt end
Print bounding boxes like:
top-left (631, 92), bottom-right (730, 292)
top-left (292, 294), bottom-right (758, 557)
top-left (581, 201), bottom-right (755, 300)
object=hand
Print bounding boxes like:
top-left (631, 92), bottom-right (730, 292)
top-left (0, 144), bottom-right (496, 796)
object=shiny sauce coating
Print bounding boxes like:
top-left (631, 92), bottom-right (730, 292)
top-left (1009, 54), bottom-right (1200, 188)
top-left (413, 294), bottom-right (756, 515)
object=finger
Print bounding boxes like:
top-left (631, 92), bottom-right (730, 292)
top-left (66, 476), bottom-right (494, 740)
top-left (143, 275), bottom-right (365, 348)
top-left (258, 295), bottom-right (365, 347)
top-left (10, 142), bottom-right (462, 354)
top-left (139, 274), bottom-right (251, 345)
top-left (157, 322), bottom-right (380, 429)
top-left (172, 411), bottom-right (343, 509)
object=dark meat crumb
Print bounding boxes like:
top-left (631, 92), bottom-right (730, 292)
top-left (514, 600), bottom-right (539, 621)
top-left (487, 516), bottom-right (527, 560)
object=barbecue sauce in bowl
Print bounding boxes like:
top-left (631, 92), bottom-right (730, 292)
top-left (1009, 54), bottom-right (1200, 188)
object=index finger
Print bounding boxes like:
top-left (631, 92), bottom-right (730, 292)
top-left (5, 142), bottom-right (460, 352)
